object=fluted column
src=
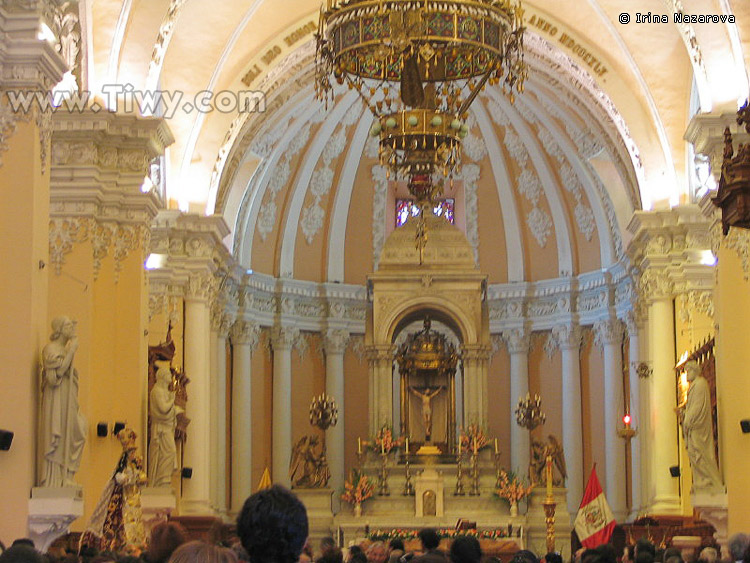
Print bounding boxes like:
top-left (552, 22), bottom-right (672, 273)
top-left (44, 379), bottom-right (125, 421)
top-left (231, 320), bottom-right (259, 513)
top-left (324, 329), bottom-right (349, 510)
top-left (625, 312), bottom-right (643, 518)
top-left (595, 318), bottom-right (627, 521)
top-left (210, 310), bottom-right (232, 515)
top-left (366, 345), bottom-right (394, 435)
top-left (504, 326), bottom-right (530, 474)
top-left (182, 275), bottom-right (215, 514)
top-left (271, 326), bottom-right (299, 486)
top-left (553, 323), bottom-right (583, 514)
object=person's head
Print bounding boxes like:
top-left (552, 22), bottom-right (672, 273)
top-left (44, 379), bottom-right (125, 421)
top-left (636, 539), bottom-right (656, 559)
top-left (320, 538), bottom-right (337, 556)
top-left (366, 542), bottom-right (387, 563)
top-left (449, 536), bottom-right (482, 563)
top-left (0, 545), bottom-right (44, 563)
top-left (148, 521), bottom-right (189, 563)
top-left (662, 548), bottom-right (682, 563)
top-left (543, 553), bottom-right (563, 563)
top-left (388, 540), bottom-right (404, 554)
top-left (634, 553), bottom-right (654, 563)
top-left (596, 544), bottom-right (617, 563)
top-left (729, 534), bottom-right (749, 562)
top-left (512, 550), bottom-right (539, 563)
top-left (665, 557), bottom-right (682, 563)
top-left (349, 553), bottom-right (367, 563)
top-left (236, 485), bottom-right (308, 563)
top-left (418, 529), bottom-right (440, 551)
top-left (317, 551), bottom-right (344, 563)
top-left (698, 547), bottom-right (717, 563)
top-left (168, 541), bottom-right (237, 563)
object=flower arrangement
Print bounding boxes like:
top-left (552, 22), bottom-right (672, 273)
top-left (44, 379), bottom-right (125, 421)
top-left (372, 425), bottom-right (403, 454)
top-left (367, 528), bottom-right (509, 542)
top-left (459, 424), bottom-right (489, 454)
top-left (341, 469), bottom-right (374, 505)
top-left (495, 469), bottom-right (533, 504)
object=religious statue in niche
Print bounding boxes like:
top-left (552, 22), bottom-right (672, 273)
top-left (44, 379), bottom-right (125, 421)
top-left (40, 316), bottom-right (87, 488)
top-left (147, 324), bottom-right (189, 488)
top-left (79, 427), bottom-right (147, 554)
top-left (677, 360), bottom-right (724, 492)
top-left (529, 435), bottom-right (566, 487)
top-left (408, 385), bottom-right (445, 441)
top-left (289, 394), bottom-right (338, 488)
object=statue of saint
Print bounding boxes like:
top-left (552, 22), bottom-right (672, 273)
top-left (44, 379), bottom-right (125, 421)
top-left (679, 361), bottom-right (723, 492)
top-left (289, 435), bottom-right (330, 488)
top-left (408, 385), bottom-right (444, 440)
top-left (40, 316), bottom-right (87, 488)
top-left (148, 366), bottom-right (177, 487)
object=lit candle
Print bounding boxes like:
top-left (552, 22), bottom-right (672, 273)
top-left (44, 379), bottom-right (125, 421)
top-left (357, 437), bottom-right (362, 454)
top-left (494, 438), bottom-right (499, 455)
top-left (473, 436), bottom-right (478, 455)
top-left (405, 438), bottom-right (409, 454)
top-left (546, 455), bottom-right (553, 497)
top-left (381, 439), bottom-right (385, 455)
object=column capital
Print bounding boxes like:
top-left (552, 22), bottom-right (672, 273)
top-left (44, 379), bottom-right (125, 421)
top-left (503, 326), bottom-right (530, 354)
top-left (231, 320), bottom-right (260, 349)
top-left (594, 317), bottom-right (624, 348)
top-left (323, 328), bottom-right (349, 355)
top-left (552, 323), bottom-right (582, 350)
top-left (365, 344), bottom-right (395, 364)
top-left (210, 309), bottom-right (234, 338)
top-left (186, 272), bottom-right (217, 303)
top-left (271, 326), bottom-right (300, 351)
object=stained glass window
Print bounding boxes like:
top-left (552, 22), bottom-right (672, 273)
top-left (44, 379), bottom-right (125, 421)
top-left (396, 198), bottom-right (455, 227)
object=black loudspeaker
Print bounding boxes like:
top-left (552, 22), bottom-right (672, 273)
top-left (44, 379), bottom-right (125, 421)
top-left (0, 429), bottom-right (13, 451)
top-left (113, 422), bottom-right (126, 436)
top-left (181, 467), bottom-right (193, 479)
top-left (741, 419), bottom-right (750, 434)
top-left (669, 465), bottom-right (680, 477)
top-left (96, 423), bottom-right (108, 437)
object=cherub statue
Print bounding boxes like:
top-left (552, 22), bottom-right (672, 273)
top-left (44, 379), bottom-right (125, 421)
top-left (529, 434), bottom-right (567, 487)
top-left (289, 436), bottom-right (330, 488)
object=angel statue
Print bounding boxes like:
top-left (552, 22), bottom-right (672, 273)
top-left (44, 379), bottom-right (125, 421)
top-left (529, 435), bottom-right (567, 486)
top-left (289, 436), bottom-right (330, 488)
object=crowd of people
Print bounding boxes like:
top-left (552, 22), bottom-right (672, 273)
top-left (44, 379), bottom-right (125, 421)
top-left (1, 487), bottom-right (749, 563)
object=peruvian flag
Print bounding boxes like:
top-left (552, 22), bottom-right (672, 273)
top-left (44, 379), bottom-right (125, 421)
top-left (574, 465), bottom-right (616, 548)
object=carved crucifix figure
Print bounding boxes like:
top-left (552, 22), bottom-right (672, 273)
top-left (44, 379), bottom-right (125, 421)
top-left (409, 385), bottom-right (444, 441)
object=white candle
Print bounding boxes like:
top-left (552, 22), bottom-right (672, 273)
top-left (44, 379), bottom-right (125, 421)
top-left (357, 437), bottom-right (362, 454)
top-left (405, 438), bottom-right (409, 454)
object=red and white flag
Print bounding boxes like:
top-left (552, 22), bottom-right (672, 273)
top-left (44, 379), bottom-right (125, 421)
top-left (574, 465), bottom-right (616, 548)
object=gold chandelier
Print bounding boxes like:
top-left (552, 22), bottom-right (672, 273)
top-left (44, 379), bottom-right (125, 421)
top-left (315, 0), bottom-right (527, 210)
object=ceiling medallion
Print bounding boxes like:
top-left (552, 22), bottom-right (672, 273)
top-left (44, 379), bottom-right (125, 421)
top-left (315, 0), bottom-right (526, 253)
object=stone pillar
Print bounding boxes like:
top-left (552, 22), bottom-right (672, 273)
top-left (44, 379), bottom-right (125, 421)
top-left (625, 312), bottom-right (644, 518)
top-left (462, 345), bottom-right (490, 427)
top-left (553, 323), bottom-right (583, 514)
top-left (210, 310), bottom-right (232, 515)
top-left (231, 320), bottom-right (259, 513)
top-left (595, 318), bottom-right (628, 521)
top-left (323, 329), bottom-right (348, 512)
top-left (271, 326), bottom-right (298, 486)
top-left (366, 345), bottom-right (394, 435)
top-left (504, 326), bottom-right (530, 474)
top-left (181, 276), bottom-right (215, 514)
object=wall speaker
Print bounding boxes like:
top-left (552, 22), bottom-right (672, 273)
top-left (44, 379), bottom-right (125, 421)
top-left (96, 423), bottom-right (108, 437)
top-left (113, 422), bottom-right (126, 436)
top-left (741, 419), bottom-right (750, 434)
top-left (181, 467), bottom-right (193, 479)
top-left (669, 465), bottom-right (680, 477)
top-left (0, 429), bottom-right (13, 451)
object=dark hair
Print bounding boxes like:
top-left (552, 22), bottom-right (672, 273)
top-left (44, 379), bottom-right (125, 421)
top-left (449, 536), bottom-right (481, 563)
top-left (512, 550), bottom-right (540, 563)
top-left (321, 538), bottom-right (337, 553)
top-left (635, 540), bottom-right (656, 559)
top-left (544, 553), bottom-right (563, 563)
top-left (167, 541), bottom-right (237, 563)
top-left (236, 485), bottom-right (309, 563)
top-left (634, 553), bottom-right (655, 563)
top-left (0, 545), bottom-right (44, 563)
top-left (418, 529), bottom-right (440, 551)
top-left (317, 552), bottom-right (344, 563)
top-left (389, 540), bottom-right (405, 552)
top-left (350, 553), bottom-right (368, 563)
top-left (595, 544), bottom-right (617, 563)
top-left (349, 547), bottom-right (363, 557)
top-left (148, 521), bottom-right (189, 563)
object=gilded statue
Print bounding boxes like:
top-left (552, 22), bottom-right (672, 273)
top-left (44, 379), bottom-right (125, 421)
top-left (678, 361), bottom-right (723, 492)
top-left (529, 435), bottom-right (566, 486)
top-left (40, 316), bottom-right (87, 488)
top-left (289, 435), bottom-right (330, 488)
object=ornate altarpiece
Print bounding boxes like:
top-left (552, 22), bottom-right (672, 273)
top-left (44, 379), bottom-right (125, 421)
top-left (366, 214), bottom-right (490, 448)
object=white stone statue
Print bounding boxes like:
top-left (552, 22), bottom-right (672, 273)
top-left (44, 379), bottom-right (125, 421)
top-left (148, 366), bottom-right (177, 487)
top-left (40, 316), bottom-right (87, 488)
top-left (680, 360), bottom-right (724, 492)
top-left (408, 385), bottom-right (444, 440)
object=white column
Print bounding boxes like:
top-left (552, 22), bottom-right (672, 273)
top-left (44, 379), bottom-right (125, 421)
top-left (209, 310), bottom-right (231, 515)
top-left (504, 327), bottom-right (530, 474)
top-left (181, 278), bottom-right (214, 514)
top-left (324, 329), bottom-right (348, 511)
top-left (648, 296), bottom-right (681, 513)
top-left (271, 326), bottom-right (298, 486)
top-left (231, 320), bottom-right (259, 513)
top-left (625, 312), bottom-right (643, 519)
top-left (595, 318), bottom-right (627, 521)
top-left (367, 345), bottom-right (394, 435)
top-left (553, 323), bottom-right (583, 514)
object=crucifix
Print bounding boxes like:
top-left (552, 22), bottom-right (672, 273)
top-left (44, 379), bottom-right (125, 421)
top-left (408, 385), bottom-right (445, 441)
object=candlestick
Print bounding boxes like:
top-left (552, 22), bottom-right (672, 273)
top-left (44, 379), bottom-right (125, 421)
top-left (357, 437), bottom-right (362, 455)
top-left (494, 438), bottom-right (499, 455)
top-left (546, 455), bottom-right (553, 498)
